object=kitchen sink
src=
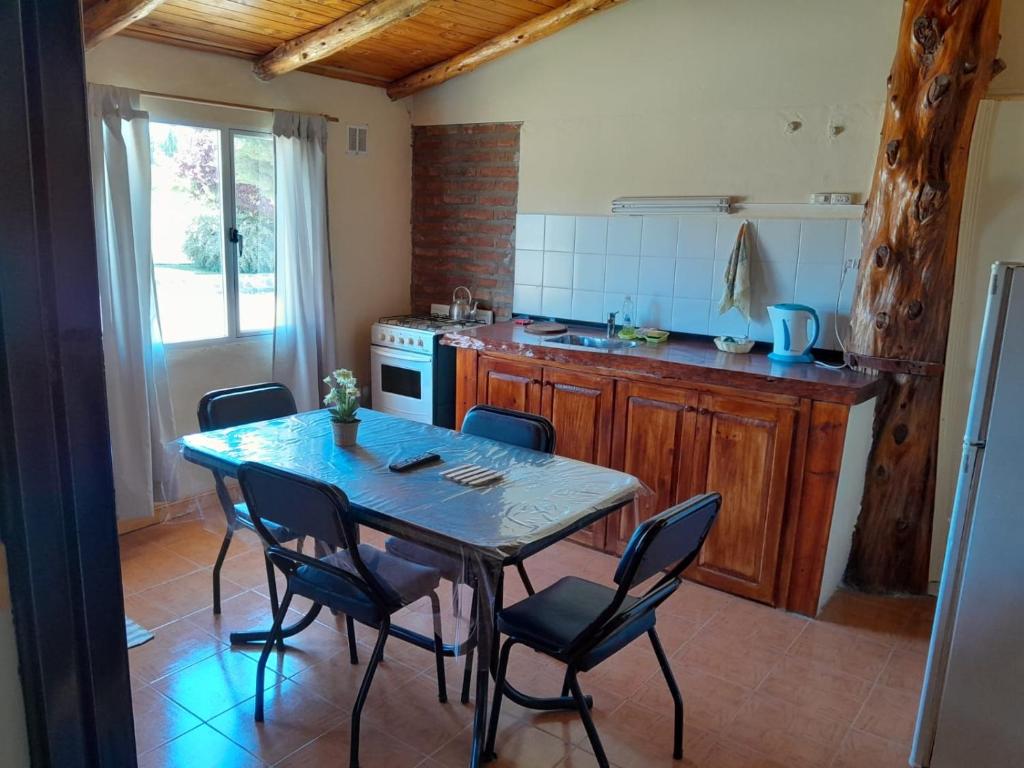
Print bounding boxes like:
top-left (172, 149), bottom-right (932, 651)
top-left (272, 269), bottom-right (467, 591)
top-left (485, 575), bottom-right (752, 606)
top-left (547, 334), bottom-right (642, 350)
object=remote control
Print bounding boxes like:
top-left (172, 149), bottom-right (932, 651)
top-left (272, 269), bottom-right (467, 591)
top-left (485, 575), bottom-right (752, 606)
top-left (388, 452), bottom-right (441, 472)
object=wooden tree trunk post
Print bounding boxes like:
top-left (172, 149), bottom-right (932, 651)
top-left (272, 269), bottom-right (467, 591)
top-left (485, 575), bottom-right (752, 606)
top-left (845, 0), bottom-right (1003, 592)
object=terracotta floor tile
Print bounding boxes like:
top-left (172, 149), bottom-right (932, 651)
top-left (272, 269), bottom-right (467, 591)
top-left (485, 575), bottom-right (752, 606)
top-left (704, 599), bottom-right (809, 653)
top-left (290, 646), bottom-right (421, 712)
top-left (632, 664), bottom-right (751, 734)
top-left (239, 619), bottom-right (353, 679)
top-left (136, 568), bottom-right (244, 620)
top-left (121, 546), bottom-right (200, 594)
top-left (434, 720), bottom-right (573, 768)
top-left (571, 699), bottom-right (716, 768)
top-left (788, 622), bottom-right (893, 681)
top-left (652, 613), bottom-right (702, 655)
top-left (183, 588), bottom-right (295, 646)
top-left (757, 656), bottom-right (873, 726)
top-left (276, 718), bottom-right (424, 767)
top-left (131, 683), bottom-right (203, 755)
top-left (831, 728), bottom-right (912, 768)
top-left (817, 589), bottom-right (918, 646)
top-left (123, 592), bottom-right (180, 632)
top-left (161, 525), bottom-right (253, 568)
top-left (852, 684), bottom-right (920, 745)
top-left (877, 648), bottom-right (927, 695)
top-left (363, 675), bottom-right (474, 755)
top-left (218, 548), bottom-right (277, 591)
top-left (661, 581), bottom-right (737, 626)
top-left (207, 679), bottom-right (345, 765)
top-left (582, 642), bottom-right (663, 699)
top-left (700, 738), bottom-right (792, 768)
top-left (725, 692), bottom-right (846, 768)
top-left (137, 723), bottom-right (262, 768)
top-left (153, 647), bottom-right (280, 721)
top-left (129, 618), bottom-right (226, 684)
top-left (676, 629), bottom-right (784, 690)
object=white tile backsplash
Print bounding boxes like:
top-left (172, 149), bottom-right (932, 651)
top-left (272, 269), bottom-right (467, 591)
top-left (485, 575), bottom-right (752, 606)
top-left (606, 217), bottom-right (643, 256)
top-left (515, 215), bottom-right (545, 251)
top-left (542, 251), bottom-right (573, 289)
top-left (544, 215), bottom-right (576, 252)
top-left (541, 286), bottom-right (572, 318)
top-left (514, 249), bottom-right (543, 286)
top-left (638, 257), bottom-right (676, 297)
top-left (799, 220), bottom-right (847, 264)
top-left (574, 216), bottom-right (608, 255)
top-left (573, 252), bottom-right (606, 292)
top-left (512, 213), bottom-right (858, 349)
top-left (640, 217), bottom-right (679, 258)
top-left (605, 255), bottom-right (640, 294)
top-left (513, 284), bottom-right (541, 315)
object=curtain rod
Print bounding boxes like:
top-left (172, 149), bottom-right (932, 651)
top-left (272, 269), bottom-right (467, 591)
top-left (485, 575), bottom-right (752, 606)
top-left (137, 89), bottom-right (340, 123)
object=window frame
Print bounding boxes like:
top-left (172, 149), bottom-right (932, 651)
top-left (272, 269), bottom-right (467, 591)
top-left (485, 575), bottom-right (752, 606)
top-left (148, 111), bottom-right (277, 349)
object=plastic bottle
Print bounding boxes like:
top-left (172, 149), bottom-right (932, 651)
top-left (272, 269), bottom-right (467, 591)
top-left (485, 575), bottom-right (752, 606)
top-left (620, 295), bottom-right (635, 337)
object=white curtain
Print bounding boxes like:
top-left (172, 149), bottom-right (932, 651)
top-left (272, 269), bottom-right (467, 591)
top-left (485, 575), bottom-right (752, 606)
top-left (272, 111), bottom-right (337, 411)
top-left (89, 84), bottom-right (177, 518)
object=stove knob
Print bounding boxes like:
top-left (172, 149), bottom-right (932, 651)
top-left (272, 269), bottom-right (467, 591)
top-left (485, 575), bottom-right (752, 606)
top-left (389, 335), bottom-right (395, 342)
top-left (399, 337), bottom-right (406, 344)
top-left (417, 338), bottom-right (424, 347)
top-left (378, 332), bottom-right (386, 341)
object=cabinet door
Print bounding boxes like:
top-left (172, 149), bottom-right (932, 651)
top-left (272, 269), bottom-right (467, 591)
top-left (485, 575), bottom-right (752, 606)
top-left (687, 393), bottom-right (796, 604)
top-left (607, 380), bottom-right (700, 555)
top-left (541, 367), bottom-right (616, 548)
top-left (476, 356), bottom-right (543, 415)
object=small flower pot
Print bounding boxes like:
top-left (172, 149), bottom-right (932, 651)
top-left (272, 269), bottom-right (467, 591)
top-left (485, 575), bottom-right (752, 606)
top-left (332, 420), bottom-right (360, 447)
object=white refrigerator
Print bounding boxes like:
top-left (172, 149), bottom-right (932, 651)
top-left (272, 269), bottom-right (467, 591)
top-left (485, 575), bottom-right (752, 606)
top-left (912, 262), bottom-right (1024, 767)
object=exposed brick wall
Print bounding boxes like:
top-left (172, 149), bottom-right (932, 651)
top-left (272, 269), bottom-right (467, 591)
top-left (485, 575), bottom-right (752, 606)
top-left (411, 123), bottom-right (520, 320)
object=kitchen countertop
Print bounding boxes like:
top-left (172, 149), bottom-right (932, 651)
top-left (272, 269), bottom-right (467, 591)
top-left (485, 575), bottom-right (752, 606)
top-left (442, 321), bottom-right (880, 405)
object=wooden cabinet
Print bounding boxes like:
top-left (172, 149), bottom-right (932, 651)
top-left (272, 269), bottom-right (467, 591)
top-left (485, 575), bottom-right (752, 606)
top-left (607, 381), bottom-right (700, 554)
top-left (476, 356), bottom-right (543, 414)
top-left (685, 393), bottom-right (796, 603)
top-left (541, 368), bottom-right (616, 547)
top-left (456, 348), bottom-right (854, 613)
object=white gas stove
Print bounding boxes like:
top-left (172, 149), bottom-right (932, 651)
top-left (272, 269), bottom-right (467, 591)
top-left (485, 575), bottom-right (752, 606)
top-left (370, 312), bottom-right (491, 427)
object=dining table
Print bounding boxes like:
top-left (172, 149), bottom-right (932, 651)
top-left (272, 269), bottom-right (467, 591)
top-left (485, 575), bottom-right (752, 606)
top-left (180, 407), bottom-right (644, 767)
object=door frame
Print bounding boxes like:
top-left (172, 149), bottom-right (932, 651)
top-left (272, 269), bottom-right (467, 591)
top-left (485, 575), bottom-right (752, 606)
top-left (0, 2), bottom-right (136, 766)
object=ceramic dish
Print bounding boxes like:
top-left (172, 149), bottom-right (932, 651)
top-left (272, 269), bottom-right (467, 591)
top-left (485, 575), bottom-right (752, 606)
top-left (714, 335), bottom-right (755, 354)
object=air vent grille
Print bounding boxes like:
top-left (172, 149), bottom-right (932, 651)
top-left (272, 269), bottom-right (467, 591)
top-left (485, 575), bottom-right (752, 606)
top-left (347, 125), bottom-right (367, 155)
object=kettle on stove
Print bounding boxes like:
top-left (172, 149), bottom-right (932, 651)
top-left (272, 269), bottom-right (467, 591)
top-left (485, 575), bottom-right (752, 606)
top-left (767, 303), bottom-right (820, 363)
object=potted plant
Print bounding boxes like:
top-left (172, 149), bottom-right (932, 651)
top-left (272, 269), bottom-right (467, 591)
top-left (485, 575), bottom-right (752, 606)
top-left (324, 369), bottom-right (361, 447)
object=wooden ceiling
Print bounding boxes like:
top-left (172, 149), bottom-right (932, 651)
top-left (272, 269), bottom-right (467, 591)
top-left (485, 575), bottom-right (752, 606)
top-left (82, 0), bottom-right (628, 99)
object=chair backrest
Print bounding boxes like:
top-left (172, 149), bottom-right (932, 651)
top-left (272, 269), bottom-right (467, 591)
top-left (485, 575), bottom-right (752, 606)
top-left (614, 492), bottom-right (721, 589)
top-left (236, 461), bottom-right (399, 610)
top-left (462, 404), bottom-right (556, 454)
top-left (197, 382), bottom-right (297, 432)
top-left (567, 493), bottom-right (721, 660)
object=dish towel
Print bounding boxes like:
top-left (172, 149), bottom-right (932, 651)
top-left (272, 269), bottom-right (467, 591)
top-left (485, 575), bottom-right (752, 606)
top-left (719, 220), bottom-right (752, 321)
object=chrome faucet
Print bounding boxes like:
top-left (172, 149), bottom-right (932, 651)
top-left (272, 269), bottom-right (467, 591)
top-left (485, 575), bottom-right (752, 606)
top-left (606, 311), bottom-right (618, 338)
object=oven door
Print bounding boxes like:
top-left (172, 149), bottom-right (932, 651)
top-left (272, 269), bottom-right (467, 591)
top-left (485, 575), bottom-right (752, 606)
top-left (370, 345), bottom-right (434, 424)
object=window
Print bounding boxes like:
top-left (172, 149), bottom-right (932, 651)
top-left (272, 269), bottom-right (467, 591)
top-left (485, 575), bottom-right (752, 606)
top-left (150, 121), bottom-right (275, 344)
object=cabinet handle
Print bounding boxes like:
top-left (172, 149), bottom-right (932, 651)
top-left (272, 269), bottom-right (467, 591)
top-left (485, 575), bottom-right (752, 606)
top-left (683, 405), bottom-right (694, 412)
top-left (699, 407), bottom-right (710, 415)
top-left (532, 379), bottom-right (542, 386)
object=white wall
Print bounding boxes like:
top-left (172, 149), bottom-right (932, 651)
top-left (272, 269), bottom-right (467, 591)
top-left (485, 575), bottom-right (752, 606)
top-left (0, 546), bottom-right (30, 768)
top-left (410, 0), bottom-right (900, 213)
top-left (933, 100), bottom-right (1024, 580)
top-left (86, 37), bottom-right (413, 496)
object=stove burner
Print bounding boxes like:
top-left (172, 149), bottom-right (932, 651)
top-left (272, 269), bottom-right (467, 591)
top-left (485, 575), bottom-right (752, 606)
top-left (378, 313), bottom-right (487, 332)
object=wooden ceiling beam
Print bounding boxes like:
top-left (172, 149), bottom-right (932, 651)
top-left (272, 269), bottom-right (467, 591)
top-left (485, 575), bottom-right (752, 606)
top-left (386, 0), bottom-right (628, 100)
top-left (83, 0), bottom-right (168, 49)
top-left (252, 0), bottom-right (434, 81)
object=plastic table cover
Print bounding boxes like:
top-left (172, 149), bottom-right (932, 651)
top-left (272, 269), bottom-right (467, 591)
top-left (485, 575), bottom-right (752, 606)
top-left (179, 408), bottom-right (644, 563)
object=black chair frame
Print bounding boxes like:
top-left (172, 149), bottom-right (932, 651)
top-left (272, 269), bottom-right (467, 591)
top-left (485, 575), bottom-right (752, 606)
top-left (484, 492), bottom-right (721, 767)
top-left (239, 462), bottom-right (452, 768)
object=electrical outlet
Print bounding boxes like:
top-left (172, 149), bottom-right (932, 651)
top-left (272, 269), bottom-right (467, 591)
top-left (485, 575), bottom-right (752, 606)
top-left (810, 193), bottom-right (832, 205)
top-left (831, 193), bottom-right (854, 205)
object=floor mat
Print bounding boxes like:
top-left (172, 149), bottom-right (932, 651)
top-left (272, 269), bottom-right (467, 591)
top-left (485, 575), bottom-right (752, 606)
top-left (125, 617), bottom-right (154, 649)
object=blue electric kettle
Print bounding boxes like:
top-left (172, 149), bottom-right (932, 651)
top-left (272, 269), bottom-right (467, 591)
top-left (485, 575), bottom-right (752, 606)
top-left (767, 303), bottom-right (820, 363)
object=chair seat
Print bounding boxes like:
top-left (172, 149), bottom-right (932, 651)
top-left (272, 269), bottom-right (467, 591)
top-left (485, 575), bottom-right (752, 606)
top-left (497, 576), bottom-right (654, 670)
top-left (384, 536), bottom-right (465, 582)
top-left (292, 544), bottom-right (441, 626)
top-left (233, 502), bottom-right (298, 543)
